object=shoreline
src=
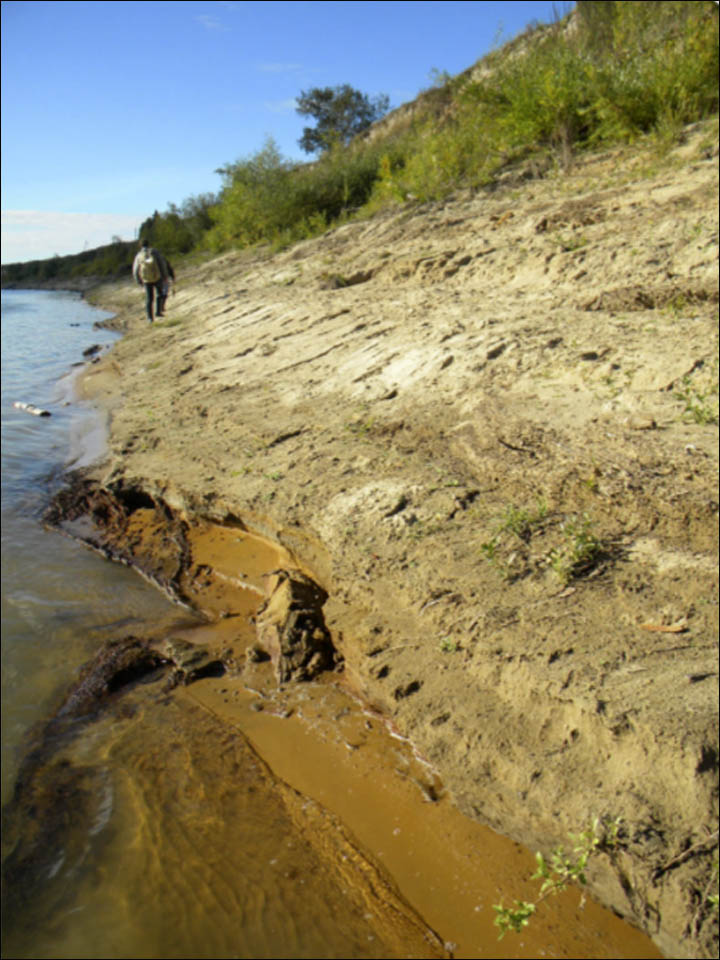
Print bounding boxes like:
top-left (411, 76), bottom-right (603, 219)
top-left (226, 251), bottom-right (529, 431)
top-left (1, 275), bottom-right (120, 295)
top-left (48, 125), bottom-right (719, 957)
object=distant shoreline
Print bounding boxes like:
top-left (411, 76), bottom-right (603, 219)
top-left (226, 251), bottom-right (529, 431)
top-left (1, 276), bottom-right (103, 294)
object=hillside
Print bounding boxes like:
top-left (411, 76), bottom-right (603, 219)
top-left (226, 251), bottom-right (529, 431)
top-left (58, 116), bottom-right (720, 958)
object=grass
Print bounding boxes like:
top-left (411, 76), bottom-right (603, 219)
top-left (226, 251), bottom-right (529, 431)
top-left (345, 416), bottom-right (375, 438)
top-left (480, 535), bottom-right (503, 569)
top-left (553, 232), bottom-right (589, 252)
top-left (480, 501), bottom-right (548, 580)
top-left (500, 502), bottom-right (548, 541)
top-left (582, 473), bottom-right (600, 494)
top-left (674, 366), bottom-right (719, 425)
top-left (664, 292), bottom-right (691, 320)
top-left (548, 514), bottom-right (602, 584)
top-left (439, 638), bottom-right (459, 654)
top-left (480, 504), bottom-right (605, 584)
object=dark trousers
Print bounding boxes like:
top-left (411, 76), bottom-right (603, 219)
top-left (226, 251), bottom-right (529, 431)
top-left (144, 281), bottom-right (163, 321)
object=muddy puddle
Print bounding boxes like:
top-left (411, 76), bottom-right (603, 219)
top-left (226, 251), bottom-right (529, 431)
top-left (2, 518), bottom-right (662, 959)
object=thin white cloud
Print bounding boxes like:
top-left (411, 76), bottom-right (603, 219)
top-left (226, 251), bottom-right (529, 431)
top-left (1, 210), bottom-right (144, 264)
top-left (196, 14), bottom-right (230, 32)
top-left (257, 62), bottom-right (303, 74)
top-left (263, 98), bottom-right (298, 115)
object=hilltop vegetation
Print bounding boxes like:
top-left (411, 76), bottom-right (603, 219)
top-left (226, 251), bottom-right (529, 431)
top-left (2, 0), bottom-right (717, 288)
top-left (204, 0), bottom-right (719, 252)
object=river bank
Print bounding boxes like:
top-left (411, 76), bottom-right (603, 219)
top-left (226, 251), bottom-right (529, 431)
top-left (56, 122), bottom-right (718, 957)
top-left (1, 276), bottom-right (117, 294)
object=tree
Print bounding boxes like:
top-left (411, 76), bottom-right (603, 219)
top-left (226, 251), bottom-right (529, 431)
top-left (208, 137), bottom-right (299, 248)
top-left (296, 84), bottom-right (390, 154)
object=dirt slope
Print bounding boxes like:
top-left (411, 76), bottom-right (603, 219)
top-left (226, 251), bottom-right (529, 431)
top-left (82, 122), bottom-right (719, 957)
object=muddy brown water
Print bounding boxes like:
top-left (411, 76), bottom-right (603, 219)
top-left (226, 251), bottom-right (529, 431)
top-left (3, 521), bottom-right (662, 959)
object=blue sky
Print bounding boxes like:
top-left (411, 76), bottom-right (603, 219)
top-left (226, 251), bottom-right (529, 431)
top-left (2, 0), bottom-right (564, 263)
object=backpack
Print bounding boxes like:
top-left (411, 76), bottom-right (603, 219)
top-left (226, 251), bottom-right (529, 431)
top-left (139, 250), bottom-right (161, 283)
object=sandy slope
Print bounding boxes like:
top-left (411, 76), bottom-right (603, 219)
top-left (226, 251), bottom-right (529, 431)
top-left (82, 122), bottom-right (719, 957)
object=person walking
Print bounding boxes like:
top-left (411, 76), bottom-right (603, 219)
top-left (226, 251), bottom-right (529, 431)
top-left (132, 240), bottom-right (170, 323)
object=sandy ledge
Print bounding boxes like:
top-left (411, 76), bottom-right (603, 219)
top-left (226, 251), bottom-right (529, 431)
top-left (68, 124), bottom-right (718, 957)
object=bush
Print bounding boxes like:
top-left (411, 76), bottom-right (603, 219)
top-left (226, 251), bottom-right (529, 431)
top-left (206, 138), bottom-right (297, 249)
top-left (582, 1), bottom-right (719, 142)
top-left (207, 137), bottom-right (386, 251)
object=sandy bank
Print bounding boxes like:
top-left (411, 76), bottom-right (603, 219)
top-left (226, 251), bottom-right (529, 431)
top-left (76, 123), bottom-right (718, 957)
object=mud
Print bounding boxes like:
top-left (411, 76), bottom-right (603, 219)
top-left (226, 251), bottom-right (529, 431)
top-left (2, 680), bottom-right (449, 960)
top-left (31, 120), bottom-right (720, 957)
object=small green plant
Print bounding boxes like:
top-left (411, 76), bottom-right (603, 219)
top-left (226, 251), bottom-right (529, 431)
top-left (494, 817), bottom-right (621, 939)
top-left (665, 292), bottom-right (689, 319)
top-left (480, 535), bottom-right (499, 561)
top-left (499, 502), bottom-right (548, 541)
top-left (493, 900), bottom-right (536, 937)
top-left (345, 416), bottom-right (375, 437)
top-left (548, 513), bottom-right (602, 584)
top-left (554, 232), bottom-right (589, 252)
top-left (708, 857), bottom-right (719, 912)
top-left (480, 501), bottom-right (549, 580)
top-left (675, 374), bottom-right (719, 426)
top-left (480, 533), bottom-right (508, 577)
top-left (601, 373), bottom-right (624, 399)
top-left (320, 271), bottom-right (348, 289)
top-left (439, 638), bottom-right (459, 654)
top-left (582, 463), bottom-right (601, 492)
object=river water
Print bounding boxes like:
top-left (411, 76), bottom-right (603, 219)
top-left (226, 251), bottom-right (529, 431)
top-left (0, 290), bottom-right (662, 960)
top-left (1, 290), bottom-right (177, 801)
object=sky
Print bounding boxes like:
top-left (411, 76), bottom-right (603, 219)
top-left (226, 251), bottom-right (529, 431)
top-left (1, 0), bottom-right (565, 264)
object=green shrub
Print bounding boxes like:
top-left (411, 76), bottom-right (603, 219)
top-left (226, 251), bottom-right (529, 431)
top-left (582, 2), bottom-right (719, 143)
top-left (207, 137), bottom-right (386, 252)
top-left (206, 138), bottom-right (298, 249)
